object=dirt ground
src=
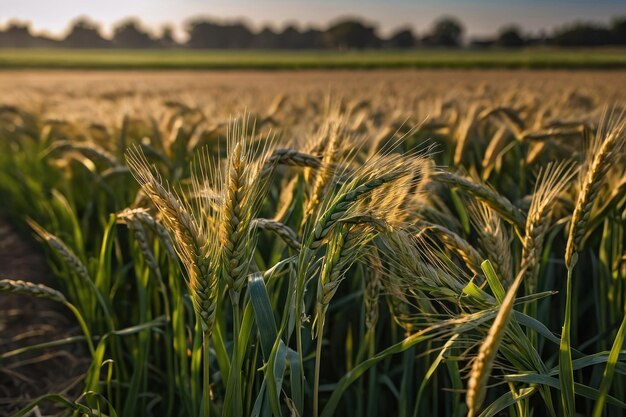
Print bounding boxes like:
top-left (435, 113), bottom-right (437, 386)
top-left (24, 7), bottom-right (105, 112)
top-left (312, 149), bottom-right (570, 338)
top-left (0, 218), bottom-right (88, 416)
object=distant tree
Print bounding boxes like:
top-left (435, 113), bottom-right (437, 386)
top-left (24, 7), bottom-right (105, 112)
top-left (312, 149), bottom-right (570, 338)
top-left (323, 19), bottom-right (380, 49)
top-left (611, 17), bottom-right (626, 45)
top-left (186, 19), bottom-right (253, 49)
top-left (158, 25), bottom-right (178, 48)
top-left (386, 28), bottom-right (416, 48)
top-left (423, 17), bottom-right (464, 47)
top-left (270, 25), bottom-right (322, 49)
top-left (113, 18), bottom-right (157, 48)
top-left (63, 17), bottom-right (110, 48)
top-left (496, 25), bottom-right (526, 48)
top-left (553, 22), bottom-right (612, 46)
top-left (276, 25), bottom-right (302, 49)
top-left (0, 21), bottom-right (35, 47)
top-left (270, 25), bottom-right (324, 49)
top-left (300, 28), bottom-right (324, 49)
top-left (251, 26), bottom-right (279, 49)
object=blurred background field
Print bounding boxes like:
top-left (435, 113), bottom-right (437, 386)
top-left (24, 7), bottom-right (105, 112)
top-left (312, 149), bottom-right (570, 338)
top-left (4, 69), bottom-right (626, 121)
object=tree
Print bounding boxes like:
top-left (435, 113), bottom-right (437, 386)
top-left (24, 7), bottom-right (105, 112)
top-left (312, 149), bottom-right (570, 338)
top-left (300, 28), bottom-right (324, 49)
top-left (423, 17), bottom-right (464, 47)
top-left (63, 17), bottom-right (110, 48)
top-left (269, 25), bottom-right (322, 49)
top-left (113, 18), bottom-right (157, 48)
top-left (276, 25), bottom-right (303, 49)
top-left (0, 21), bottom-right (36, 47)
top-left (323, 19), bottom-right (380, 49)
top-left (386, 28), bottom-right (416, 48)
top-left (611, 17), bottom-right (626, 45)
top-left (553, 22), bottom-right (612, 47)
top-left (186, 19), bottom-right (254, 49)
top-left (251, 27), bottom-right (279, 49)
top-left (158, 25), bottom-right (178, 48)
top-left (496, 26), bottom-right (526, 48)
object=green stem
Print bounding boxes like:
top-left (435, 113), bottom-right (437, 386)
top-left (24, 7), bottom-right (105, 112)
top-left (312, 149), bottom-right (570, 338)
top-left (297, 322), bottom-right (304, 387)
top-left (203, 330), bottom-right (211, 417)
top-left (313, 308), bottom-right (326, 417)
top-left (293, 250), bottom-right (315, 414)
top-left (64, 301), bottom-right (95, 357)
top-left (559, 267), bottom-right (576, 416)
top-left (227, 292), bottom-right (243, 417)
top-left (366, 329), bottom-right (377, 417)
top-left (399, 344), bottom-right (415, 417)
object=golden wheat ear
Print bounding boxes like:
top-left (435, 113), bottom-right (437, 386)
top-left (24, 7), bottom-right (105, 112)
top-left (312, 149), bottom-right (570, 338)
top-left (565, 109), bottom-right (626, 269)
top-left (125, 145), bottom-right (219, 333)
top-left (467, 200), bottom-right (513, 286)
top-left (465, 266), bottom-right (527, 417)
top-left (434, 170), bottom-right (526, 229)
top-left (217, 119), bottom-right (278, 298)
top-left (522, 161), bottom-right (577, 291)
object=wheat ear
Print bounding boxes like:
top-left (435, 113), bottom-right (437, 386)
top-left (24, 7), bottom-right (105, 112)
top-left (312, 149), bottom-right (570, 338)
top-left (469, 201), bottom-right (513, 286)
top-left (466, 265), bottom-right (527, 417)
top-left (565, 113), bottom-right (626, 269)
top-left (521, 161), bottom-right (577, 292)
top-left (417, 220), bottom-right (484, 277)
top-left (126, 147), bottom-right (218, 332)
top-left (434, 171), bottom-right (526, 229)
top-left (0, 279), bottom-right (66, 303)
top-left (252, 218), bottom-right (301, 250)
top-left (260, 147), bottom-right (321, 178)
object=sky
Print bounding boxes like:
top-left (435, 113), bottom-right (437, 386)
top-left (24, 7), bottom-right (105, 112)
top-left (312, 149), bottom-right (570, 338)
top-left (2, 0), bottom-right (626, 40)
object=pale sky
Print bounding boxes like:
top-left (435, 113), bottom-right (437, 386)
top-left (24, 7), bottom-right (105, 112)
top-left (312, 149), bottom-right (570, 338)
top-left (2, 0), bottom-right (625, 40)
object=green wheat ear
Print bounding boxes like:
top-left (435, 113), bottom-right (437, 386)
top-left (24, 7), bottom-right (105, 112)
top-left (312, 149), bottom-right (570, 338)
top-left (0, 279), bottom-right (66, 303)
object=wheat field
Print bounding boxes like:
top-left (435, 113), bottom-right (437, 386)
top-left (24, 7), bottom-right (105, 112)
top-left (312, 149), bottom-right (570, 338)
top-left (0, 70), bottom-right (625, 417)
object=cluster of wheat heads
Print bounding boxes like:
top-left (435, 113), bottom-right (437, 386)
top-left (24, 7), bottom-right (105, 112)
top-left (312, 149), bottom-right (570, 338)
top-left (0, 92), bottom-right (625, 417)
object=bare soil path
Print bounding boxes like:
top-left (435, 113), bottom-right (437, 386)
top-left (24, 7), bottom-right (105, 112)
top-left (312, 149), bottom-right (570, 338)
top-left (0, 217), bottom-right (87, 416)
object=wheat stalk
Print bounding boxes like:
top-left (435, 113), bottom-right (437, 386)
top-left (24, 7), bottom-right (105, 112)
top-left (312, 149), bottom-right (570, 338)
top-left (303, 123), bottom-right (341, 224)
top-left (252, 218), bottom-right (301, 250)
top-left (126, 147), bottom-right (218, 332)
top-left (364, 250), bottom-right (382, 332)
top-left (117, 208), bottom-right (178, 261)
top-left (381, 230), bottom-right (468, 303)
top-left (220, 142), bottom-right (249, 295)
top-left (0, 279), bottom-right (66, 303)
top-left (316, 225), bottom-right (374, 311)
top-left (117, 213), bottom-right (161, 277)
top-left (308, 154), bottom-right (421, 250)
top-left (453, 103), bottom-right (479, 166)
top-left (466, 265), bottom-right (528, 417)
top-left (43, 140), bottom-right (118, 166)
top-left (521, 161), bottom-right (577, 292)
top-left (469, 201), bottom-right (513, 286)
top-left (417, 220), bottom-right (484, 277)
top-left (313, 222), bottom-right (377, 417)
top-left (565, 112), bottom-right (626, 269)
top-left (472, 130), bottom-right (577, 383)
top-left (434, 171), bottom-right (526, 229)
top-left (260, 147), bottom-right (321, 178)
top-left (28, 219), bottom-right (91, 283)
top-left (218, 136), bottom-right (270, 298)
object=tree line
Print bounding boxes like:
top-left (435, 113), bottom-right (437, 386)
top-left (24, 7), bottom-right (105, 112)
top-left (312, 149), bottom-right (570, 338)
top-left (1, 15), bottom-right (626, 49)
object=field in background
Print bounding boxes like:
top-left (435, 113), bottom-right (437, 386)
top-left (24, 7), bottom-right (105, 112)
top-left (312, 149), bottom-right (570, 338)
top-left (1, 48), bottom-right (626, 69)
top-left (3, 70), bottom-right (626, 120)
